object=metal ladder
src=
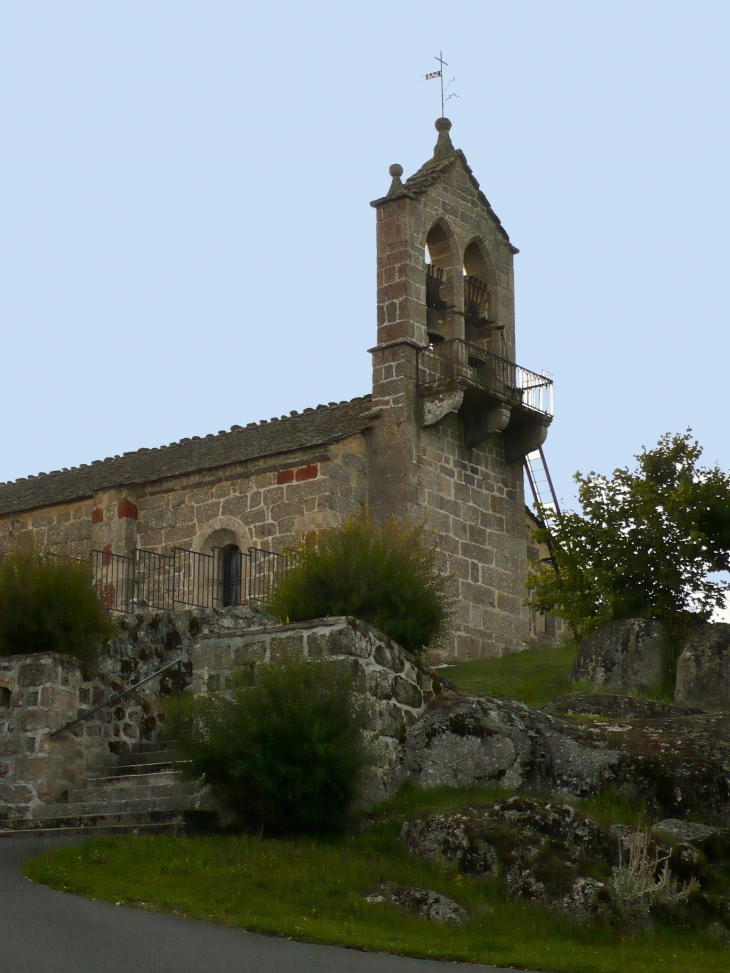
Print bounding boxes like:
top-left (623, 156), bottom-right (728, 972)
top-left (524, 447), bottom-right (561, 572)
top-left (524, 446), bottom-right (561, 522)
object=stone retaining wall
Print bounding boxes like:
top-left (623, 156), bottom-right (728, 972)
top-left (193, 616), bottom-right (441, 803)
top-left (0, 609), bottom-right (440, 820)
top-left (0, 653), bottom-right (82, 819)
top-left (0, 607), bottom-right (268, 821)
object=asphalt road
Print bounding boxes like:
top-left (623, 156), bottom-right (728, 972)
top-left (0, 836), bottom-right (528, 973)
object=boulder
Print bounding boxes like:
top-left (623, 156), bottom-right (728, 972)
top-left (675, 623), bottom-right (730, 712)
top-left (365, 885), bottom-right (468, 924)
top-left (653, 819), bottom-right (719, 845)
top-left (401, 796), bottom-right (613, 920)
top-left (545, 692), bottom-right (701, 721)
top-left (396, 695), bottom-right (621, 797)
top-left (399, 694), bottom-right (730, 819)
top-left (573, 618), bottom-right (668, 694)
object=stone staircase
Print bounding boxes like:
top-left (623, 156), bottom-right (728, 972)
top-left (0, 742), bottom-right (209, 837)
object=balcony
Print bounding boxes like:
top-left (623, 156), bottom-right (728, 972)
top-left (417, 338), bottom-right (553, 456)
top-left (417, 339), bottom-right (553, 416)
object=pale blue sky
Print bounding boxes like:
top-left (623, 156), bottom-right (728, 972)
top-left (1, 1), bottom-right (728, 511)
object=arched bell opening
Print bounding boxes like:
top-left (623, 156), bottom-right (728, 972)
top-left (463, 241), bottom-right (503, 358)
top-left (425, 221), bottom-right (459, 344)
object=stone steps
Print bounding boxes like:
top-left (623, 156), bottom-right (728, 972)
top-left (0, 810), bottom-right (184, 837)
top-left (0, 742), bottom-right (210, 838)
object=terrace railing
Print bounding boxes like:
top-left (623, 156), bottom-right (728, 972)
top-left (16, 545), bottom-right (291, 615)
top-left (0, 545), bottom-right (290, 614)
top-left (417, 338), bottom-right (554, 417)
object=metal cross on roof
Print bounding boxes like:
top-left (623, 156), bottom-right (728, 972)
top-left (425, 52), bottom-right (458, 117)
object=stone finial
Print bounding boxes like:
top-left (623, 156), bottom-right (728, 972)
top-left (387, 163), bottom-right (404, 197)
top-left (433, 117), bottom-right (455, 161)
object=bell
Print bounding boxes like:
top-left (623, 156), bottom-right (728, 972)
top-left (426, 308), bottom-right (444, 345)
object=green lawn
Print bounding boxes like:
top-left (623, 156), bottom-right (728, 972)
top-left (443, 641), bottom-right (579, 706)
top-left (25, 643), bottom-right (725, 970)
top-left (26, 827), bottom-right (729, 973)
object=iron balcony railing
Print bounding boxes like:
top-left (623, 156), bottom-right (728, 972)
top-left (0, 546), bottom-right (290, 615)
top-left (417, 338), bottom-right (553, 416)
top-left (79, 546), bottom-right (289, 614)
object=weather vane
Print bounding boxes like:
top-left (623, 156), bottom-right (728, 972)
top-left (425, 51), bottom-right (458, 117)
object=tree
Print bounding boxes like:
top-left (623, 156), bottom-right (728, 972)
top-left (527, 432), bottom-right (730, 640)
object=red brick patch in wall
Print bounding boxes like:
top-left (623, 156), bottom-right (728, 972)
top-left (102, 543), bottom-right (113, 567)
top-left (91, 507), bottom-right (104, 524)
top-left (276, 464), bottom-right (318, 485)
top-left (295, 464), bottom-right (318, 482)
top-left (117, 498), bottom-right (138, 521)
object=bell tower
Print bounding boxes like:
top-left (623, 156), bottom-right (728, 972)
top-left (367, 118), bottom-right (553, 659)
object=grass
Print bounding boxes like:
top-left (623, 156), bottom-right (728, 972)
top-left (24, 644), bottom-right (725, 970)
top-left (25, 813), bottom-right (730, 973)
top-left (443, 641), bottom-right (579, 706)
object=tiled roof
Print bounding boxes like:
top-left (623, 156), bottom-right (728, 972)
top-left (0, 395), bottom-right (374, 516)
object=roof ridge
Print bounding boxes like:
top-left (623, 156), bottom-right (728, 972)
top-left (0, 394), bottom-right (373, 492)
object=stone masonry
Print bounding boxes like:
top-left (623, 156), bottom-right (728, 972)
top-left (0, 610), bottom-right (439, 821)
top-left (0, 118), bottom-right (555, 660)
top-left (367, 119), bottom-right (552, 658)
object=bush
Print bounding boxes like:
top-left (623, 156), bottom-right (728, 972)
top-left (609, 830), bottom-right (699, 920)
top-left (0, 549), bottom-right (115, 667)
top-left (268, 517), bottom-right (452, 655)
top-left (174, 655), bottom-right (365, 835)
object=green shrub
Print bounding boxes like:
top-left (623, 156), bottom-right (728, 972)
top-left (268, 516), bottom-right (452, 655)
top-left (174, 655), bottom-right (365, 835)
top-left (0, 549), bottom-right (115, 667)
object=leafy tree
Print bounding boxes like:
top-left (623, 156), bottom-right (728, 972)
top-left (527, 432), bottom-right (730, 640)
top-left (268, 516), bottom-right (452, 656)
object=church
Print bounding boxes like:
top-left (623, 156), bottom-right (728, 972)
top-left (0, 118), bottom-right (555, 660)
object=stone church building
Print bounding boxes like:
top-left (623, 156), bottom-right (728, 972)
top-left (0, 118), bottom-right (555, 660)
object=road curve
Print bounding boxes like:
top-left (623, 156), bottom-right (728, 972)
top-left (1, 835), bottom-right (528, 973)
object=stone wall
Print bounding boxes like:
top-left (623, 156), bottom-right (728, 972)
top-left (0, 654), bottom-right (81, 820)
top-left (0, 610), bottom-right (438, 819)
top-left (0, 607), bottom-right (267, 821)
top-left (0, 434), bottom-right (367, 562)
top-left (415, 413), bottom-right (532, 660)
top-left (192, 616), bottom-right (440, 803)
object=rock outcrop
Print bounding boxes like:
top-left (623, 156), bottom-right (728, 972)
top-left (399, 794), bottom-right (730, 926)
top-left (401, 796), bottom-right (612, 919)
top-left (398, 693), bottom-right (730, 818)
top-left (573, 618), bottom-right (668, 695)
top-left (675, 623), bottom-right (730, 712)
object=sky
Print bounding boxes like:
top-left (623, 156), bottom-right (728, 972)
top-left (1, 0), bottom-right (729, 513)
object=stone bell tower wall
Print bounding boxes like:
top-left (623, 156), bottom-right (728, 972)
top-left (367, 122), bottom-right (535, 660)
